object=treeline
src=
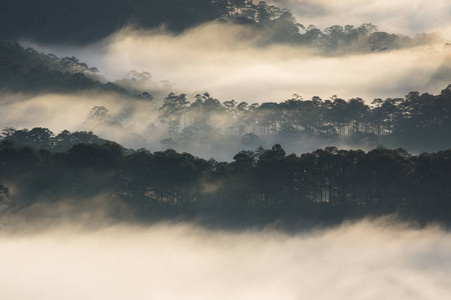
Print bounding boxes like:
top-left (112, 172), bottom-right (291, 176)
top-left (1, 141), bottom-right (450, 226)
top-left (155, 86), bottom-right (451, 152)
top-left (0, 0), bottom-right (439, 51)
top-left (0, 127), bottom-right (109, 152)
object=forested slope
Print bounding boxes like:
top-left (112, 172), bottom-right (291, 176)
top-left (0, 41), bottom-right (126, 93)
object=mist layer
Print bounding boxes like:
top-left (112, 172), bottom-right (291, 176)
top-left (30, 23), bottom-right (449, 103)
top-left (0, 219), bottom-right (449, 299)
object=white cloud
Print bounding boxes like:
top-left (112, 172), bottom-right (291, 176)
top-left (0, 218), bottom-right (450, 300)
top-left (91, 25), bottom-right (449, 102)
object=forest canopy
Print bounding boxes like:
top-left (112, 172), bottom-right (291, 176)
top-left (0, 139), bottom-right (450, 229)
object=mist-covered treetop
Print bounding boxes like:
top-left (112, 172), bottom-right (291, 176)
top-left (151, 86), bottom-right (451, 152)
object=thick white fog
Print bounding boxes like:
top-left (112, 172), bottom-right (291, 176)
top-left (97, 25), bottom-right (449, 102)
top-left (0, 218), bottom-right (450, 300)
top-left (26, 23), bottom-right (449, 103)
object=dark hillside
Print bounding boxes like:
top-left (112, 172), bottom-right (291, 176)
top-left (0, 41), bottom-right (126, 93)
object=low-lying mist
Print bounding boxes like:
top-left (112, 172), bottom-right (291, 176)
top-left (1, 209), bottom-right (450, 300)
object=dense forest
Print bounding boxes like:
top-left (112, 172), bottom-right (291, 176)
top-left (0, 0), bottom-right (440, 52)
top-left (0, 139), bottom-right (450, 228)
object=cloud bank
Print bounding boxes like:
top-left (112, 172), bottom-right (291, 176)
top-left (28, 22), bottom-right (448, 104)
top-left (0, 217), bottom-right (450, 300)
top-left (113, 26), bottom-right (449, 100)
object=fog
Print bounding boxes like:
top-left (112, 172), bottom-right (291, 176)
top-left (0, 212), bottom-right (450, 299)
top-left (101, 26), bottom-right (449, 101)
top-left (2, 3), bottom-right (450, 298)
top-left (24, 21), bottom-right (450, 104)
top-left (272, 0), bottom-right (451, 39)
top-left (0, 92), bottom-right (162, 151)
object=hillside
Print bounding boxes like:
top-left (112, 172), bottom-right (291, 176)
top-left (0, 41), bottom-right (126, 94)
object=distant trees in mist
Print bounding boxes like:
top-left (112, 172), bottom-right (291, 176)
top-left (155, 86), bottom-right (451, 153)
top-left (1, 40), bottom-right (450, 154)
top-left (2, 84), bottom-right (451, 156)
top-left (2, 83), bottom-right (450, 225)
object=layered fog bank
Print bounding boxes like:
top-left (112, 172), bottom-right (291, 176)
top-left (5, 1), bottom-right (451, 159)
top-left (26, 22), bottom-right (450, 102)
top-left (0, 217), bottom-right (450, 300)
top-left (101, 26), bottom-right (449, 101)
